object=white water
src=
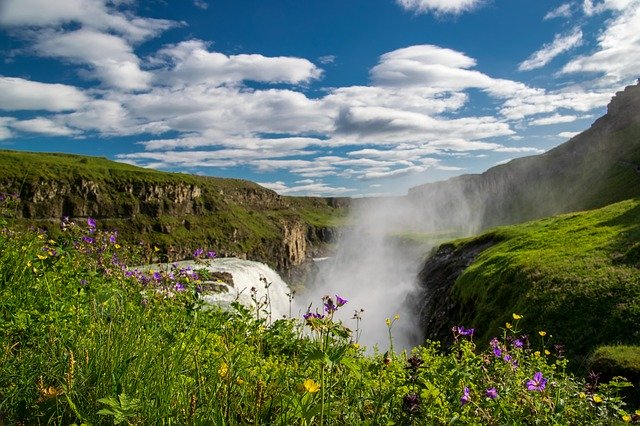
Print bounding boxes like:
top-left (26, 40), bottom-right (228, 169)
top-left (145, 258), bottom-right (294, 322)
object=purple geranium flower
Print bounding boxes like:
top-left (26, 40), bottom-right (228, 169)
top-left (207, 251), bottom-right (217, 259)
top-left (87, 217), bottom-right (96, 231)
top-left (193, 248), bottom-right (204, 258)
top-left (493, 346), bottom-right (502, 357)
top-left (486, 387), bottom-right (498, 399)
top-left (526, 372), bottom-right (547, 391)
top-left (336, 295), bottom-right (348, 307)
top-left (460, 387), bottom-right (471, 406)
top-left (513, 339), bottom-right (523, 349)
top-left (82, 236), bottom-right (95, 244)
top-left (175, 283), bottom-right (186, 292)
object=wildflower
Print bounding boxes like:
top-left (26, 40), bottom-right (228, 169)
top-left (512, 313), bottom-right (522, 320)
top-left (175, 283), bottom-right (186, 292)
top-left (82, 236), bottom-right (95, 244)
top-left (486, 387), bottom-right (498, 399)
top-left (526, 372), bottom-right (547, 391)
top-left (385, 318), bottom-right (392, 326)
top-left (490, 337), bottom-right (499, 347)
top-left (218, 363), bottom-right (229, 379)
top-left (512, 339), bottom-right (523, 349)
top-left (578, 392), bottom-right (586, 399)
top-left (87, 217), bottom-right (96, 230)
top-left (402, 392), bottom-right (421, 415)
top-left (303, 378), bottom-right (320, 393)
top-left (37, 254), bottom-right (47, 260)
top-left (394, 314), bottom-right (400, 320)
top-left (505, 322), bottom-right (513, 329)
top-left (336, 294), bottom-right (348, 307)
top-left (153, 271), bottom-right (163, 282)
top-left (109, 234), bottom-right (117, 244)
top-left (115, 244), bottom-right (121, 249)
top-left (454, 326), bottom-right (475, 337)
top-left (534, 351), bottom-right (541, 357)
top-left (538, 331), bottom-right (547, 337)
top-left (207, 251), bottom-right (216, 259)
top-left (544, 349), bottom-right (551, 356)
top-left (154, 246), bottom-right (160, 252)
top-left (406, 355), bottom-right (424, 370)
top-left (493, 346), bottom-right (502, 357)
top-left (622, 413), bottom-right (631, 423)
top-left (460, 387), bottom-right (471, 406)
top-left (592, 394), bottom-right (603, 403)
top-left (193, 248), bottom-right (204, 258)
top-left (323, 296), bottom-right (336, 313)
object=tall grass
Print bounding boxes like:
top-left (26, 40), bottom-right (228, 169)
top-left (0, 196), bottom-right (638, 424)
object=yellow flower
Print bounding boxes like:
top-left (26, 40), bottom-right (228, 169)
top-left (352, 343), bottom-right (360, 350)
top-left (544, 349), bottom-right (551, 356)
top-left (505, 322), bottom-right (513, 329)
top-left (623, 414), bottom-right (631, 423)
top-left (385, 318), bottom-right (392, 326)
top-left (303, 378), bottom-right (320, 393)
top-left (37, 234), bottom-right (44, 240)
top-left (218, 363), bottom-right (229, 379)
top-left (578, 392), bottom-right (586, 399)
top-left (37, 254), bottom-right (47, 260)
top-left (592, 394), bottom-right (603, 403)
top-left (538, 331), bottom-right (547, 337)
top-left (236, 378), bottom-right (245, 385)
top-left (394, 314), bottom-right (400, 320)
top-left (534, 351), bottom-right (541, 357)
top-left (512, 313), bottom-right (522, 320)
top-left (154, 246), bottom-right (160, 252)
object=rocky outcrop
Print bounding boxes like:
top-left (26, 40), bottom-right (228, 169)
top-left (412, 236), bottom-right (499, 347)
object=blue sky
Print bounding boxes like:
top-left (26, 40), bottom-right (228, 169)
top-left (1, 0), bottom-right (638, 196)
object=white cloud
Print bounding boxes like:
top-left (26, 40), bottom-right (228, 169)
top-left (34, 28), bottom-right (151, 90)
top-left (559, 131), bottom-right (581, 138)
top-left (499, 88), bottom-right (612, 120)
top-left (0, 118), bottom-right (13, 139)
top-left (529, 113), bottom-right (579, 126)
top-left (0, 0), bottom-right (175, 43)
top-left (318, 55), bottom-right (336, 64)
top-left (153, 40), bottom-right (323, 87)
top-left (562, 2), bottom-right (640, 85)
top-left (518, 28), bottom-right (583, 71)
top-left (544, 3), bottom-right (573, 20)
top-left (258, 180), bottom-right (353, 196)
top-left (0, 77), bottom-right (88, 111)
top-left (9, 117), bottom-right (78, 136)
top-left (395, 0), bottom-right (483, 15)
top-left (193, 0), bottom-right (208, 10)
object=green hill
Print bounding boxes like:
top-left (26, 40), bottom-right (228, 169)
top-left (0, 150), bottom-right (348, 282)
top-left (417, 198), bottom-right (640, 367)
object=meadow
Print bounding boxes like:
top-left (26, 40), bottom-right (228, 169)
top-left (1, 194), bottom-right (638, 425)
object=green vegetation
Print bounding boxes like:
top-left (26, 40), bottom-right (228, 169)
top-left (1, 197), bottom-right (639, 424)
top-left (439, 198), bottom-right (640, 371)
top-left (0, 150), bottom-right (348, 274)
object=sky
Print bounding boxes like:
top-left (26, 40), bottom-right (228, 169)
top-left (0, 0), bottom-right (638, 197)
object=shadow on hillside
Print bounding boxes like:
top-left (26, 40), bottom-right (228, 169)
top-left (603, 200), bottom-right (640, 267)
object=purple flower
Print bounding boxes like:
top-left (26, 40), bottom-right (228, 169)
top-left (175, 283), bottom-right (186, 292)
top-left (513, 339), bottom-right (523, 349)
top-left (490, 337), bottom-right (499, 347)
top-left (207, 251), bottom-right (217, 259)
top-left (486, 387), bottom-right (498, 399)
top-left (503, 355), bottom-right (512, 362)
top-left (493, 346), bottom-right (502, 357)
top-left (303, 312), bottom-right (324, 321)
top-left (87, 217), bottom-right (96, 230)
top-left (80, 279), bottom-right (88, 286)
top-left (336, 295), bottom-right (348, 307)
top-left (153, 271), bottom-right (163, 282)
top-left (526, 372), bottom-right (547, 392)
top-left (455, 326), bottom-right (474, 336)
top-left (109, 234), bottom-right (117, 244)
top-left (324, 297), bottom-right (336, 313)
top-left (460, 387), bottom-right (471, 406)
top-left (402, 392), bottom-right (420, 415)
top-left (193, 248), bottom-right (204, 258)
top-left (82, 236), bottom-right (95, 244)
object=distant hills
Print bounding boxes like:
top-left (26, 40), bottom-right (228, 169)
top-left (408, 82), bottom-right (640, 231)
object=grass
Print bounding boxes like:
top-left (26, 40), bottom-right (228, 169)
top-left (1, 199), bottom-right (639, 424)
top-left (439, 198), bottom-right (640, 365)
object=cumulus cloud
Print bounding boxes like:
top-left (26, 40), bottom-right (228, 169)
top-left (258, 180), bottom-right (353, 196)
top-left (9, 117), bottom-right (78, 136)
top-left (34, 29), bottom-right (151, 90)
top-left (518, 28), bottom-right (583, 71)
top-left (395, 0), bottom-right (483, 15)
top-left (0, 77), bottom-right (88, 111)
top-left (153, 40), bottom-right (323, 87)
top-left (562, 2), bottom-right (640, 85)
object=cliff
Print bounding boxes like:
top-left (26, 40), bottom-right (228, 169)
top-left (0, 151), bottom-right (348, 282)
top-left (408, 82), bottom-right (640, 230)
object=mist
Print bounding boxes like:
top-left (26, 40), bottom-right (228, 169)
top-left (299, 184), bottom-right (483, 352)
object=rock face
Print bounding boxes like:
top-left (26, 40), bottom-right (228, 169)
top-left (407, 82), bottom-right (640, 231)
top-left (0, 154), bottom-right (347, 281)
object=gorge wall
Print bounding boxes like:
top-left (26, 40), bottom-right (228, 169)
top-left (0, 153), bottom-right (348, 282)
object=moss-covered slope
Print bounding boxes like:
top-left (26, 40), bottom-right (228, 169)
top-left (417, 198), bottom-right (640, 361)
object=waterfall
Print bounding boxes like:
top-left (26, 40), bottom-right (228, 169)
top-left (143, 258), bottom-right (294, 322)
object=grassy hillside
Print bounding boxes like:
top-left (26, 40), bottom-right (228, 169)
top-left (0, 150), bottom-right (348, 278)
top-left (442, 198), bottom-right (640, 360)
